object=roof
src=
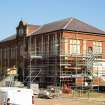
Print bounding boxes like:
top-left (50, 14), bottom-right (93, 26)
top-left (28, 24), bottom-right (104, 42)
top-left (0, 24), bottom-right (40, 42)
top-left (0, 34), bottom-right (16, 42)
top-left (32, 17), bottom-right (105, 35)
top-left (1, 17), bottom-right (105, 43)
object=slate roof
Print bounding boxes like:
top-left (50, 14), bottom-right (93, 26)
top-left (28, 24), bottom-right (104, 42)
top-left (1, 34), bottom-right (16, 42)
top-left (32, 17), bottom-right (105, 35)
top-left (1, 17), bottom-right (105, 43)
top-left (0, 24), bottom-right (40, 42)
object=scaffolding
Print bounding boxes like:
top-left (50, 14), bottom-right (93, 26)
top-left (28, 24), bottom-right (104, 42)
top-left (0, 44), bottom-right (18, 87)
top-left (59, 35), bottom-right (105, 96)
top-left (21, 32), bottom-right (105, 95)
top-left (1, 31), bottom-right (105, 97)
top-left (23, 36), bottom-right (42, 87)
top-left (22, 33), bottom-right (60, 88)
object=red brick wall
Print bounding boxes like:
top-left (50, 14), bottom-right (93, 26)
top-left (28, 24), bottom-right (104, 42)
top-left (62, 31), bottom-right (105, 57)
top-left (63, 31), bottom-right (105, 41)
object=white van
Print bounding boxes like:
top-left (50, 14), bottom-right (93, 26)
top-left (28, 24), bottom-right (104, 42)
top-left (0, 87), bottom-right (34, 105)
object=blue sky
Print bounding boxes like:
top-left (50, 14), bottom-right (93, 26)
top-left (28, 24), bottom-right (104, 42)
top-left (0, 0), bottom-right (105, 40)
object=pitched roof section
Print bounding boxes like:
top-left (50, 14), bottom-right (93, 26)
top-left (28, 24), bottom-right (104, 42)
top-left (32, 18), bottom-right (70, 35)
top-left (0, 24), bottom-right (40, 42)
top-left (32, 17), bottom-right (105, 35)
top-left (1, 17), bottom-right (105, 43)
top-left (65, 18), bottom-right (105, 34)
top-left (1, 34), bottom-right (16, 42)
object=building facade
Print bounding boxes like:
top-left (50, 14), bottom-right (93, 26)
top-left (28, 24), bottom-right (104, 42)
top-left (0, 18), bottom-right (105, 88)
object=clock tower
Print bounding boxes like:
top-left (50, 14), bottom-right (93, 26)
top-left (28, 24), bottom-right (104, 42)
top-left (16, 20), bottom-right (27, 37)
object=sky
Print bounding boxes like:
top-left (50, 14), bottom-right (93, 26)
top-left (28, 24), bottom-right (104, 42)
top-left (0, 0), bottom-right (105, 40)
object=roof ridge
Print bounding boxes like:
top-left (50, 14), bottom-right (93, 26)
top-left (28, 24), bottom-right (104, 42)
top-left (30, 17), bottom-right (105, 35)
top-left (63, 18), bottom-right (73, 29)
top-left (41, 17), bottom-right (70, 26)
top-left (73, 18), bottom-right (105, 33)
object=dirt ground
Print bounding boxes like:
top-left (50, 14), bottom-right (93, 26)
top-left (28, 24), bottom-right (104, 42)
top-left (0, 94), bottom-right (105, 105)
top-left (35, 96), bottom-right (105, 105)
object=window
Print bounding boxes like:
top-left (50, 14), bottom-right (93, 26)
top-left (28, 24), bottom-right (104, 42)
top-left (70, 40), bottom-right (80, 55)
top-left (4, 48), bottom-right (7, 59)
top-left (93, 42), bottom-right (102, 54)
top-left (64, 39), bottom-right (69, 55)
top-left (83, 40), bottom-right (86, 55)
top-left (18, 28), bottom-right (24, 36)
top-left (11, 47), bottom-right (16, 58)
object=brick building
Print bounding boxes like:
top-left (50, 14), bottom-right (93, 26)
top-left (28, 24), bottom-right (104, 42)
top-left (0, 17), bottom-right (105, 88)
